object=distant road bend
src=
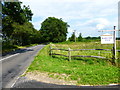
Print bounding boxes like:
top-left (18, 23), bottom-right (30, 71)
top-left (1, 45), bottom-right (45, 89)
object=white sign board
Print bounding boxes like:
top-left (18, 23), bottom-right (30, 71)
top-left (101, 34), bottom-right (114, 44)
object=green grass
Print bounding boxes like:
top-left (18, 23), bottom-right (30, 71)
top-left (27, 43), bottom-right (119, 85)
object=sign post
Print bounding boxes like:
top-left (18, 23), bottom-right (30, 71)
top-left (113, 26), bottom-right (116, 61)
top-left (101, 34), bottom-right (114, 44)
top-left (98, 26), bottom-right (120, 65)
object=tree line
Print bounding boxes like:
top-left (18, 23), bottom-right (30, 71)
top-left (68, 32), bottom-right (100, 42)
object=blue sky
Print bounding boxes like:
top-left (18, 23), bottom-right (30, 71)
top-left (20, 0), bottom-right (119, 38)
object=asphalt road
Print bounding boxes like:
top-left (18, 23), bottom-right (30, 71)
top-left (12, 76), bottom-right (119, 89)
top-left (1, 45), bottom-right (45, 89)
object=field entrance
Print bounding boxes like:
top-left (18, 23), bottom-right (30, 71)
top-left (26, 41), bottom-right (119, 86)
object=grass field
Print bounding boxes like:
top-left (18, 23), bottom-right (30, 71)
top-left (26, 41), bottom-right (119, 85)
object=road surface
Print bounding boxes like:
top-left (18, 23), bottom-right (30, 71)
top-left (1, 45), bottom-right (45, 89)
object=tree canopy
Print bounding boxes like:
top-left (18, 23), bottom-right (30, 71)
top-left (2, 2), bottom-right (41, 46)
top-left (77, 33), bottom-right (83, 41)
top-left (2, 2), bottom-right (33, 24)
top-left (40, 17), bottom-right (69, 43)
top-left (68, 32), bottom-right (76, 42)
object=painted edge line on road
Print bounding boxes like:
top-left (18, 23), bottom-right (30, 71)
top-left (11, 77), bottom-right (20, 88)
top-left (10, 60), bottom-right (31, 88)
top-left (0, 53), bottom-right (20, 62)
top-left (0, 45), bottom-right (40, 62)
top-left (11, 45), bottom-right (44, 88)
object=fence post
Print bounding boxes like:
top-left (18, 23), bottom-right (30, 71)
top-left (49, 44), bottom-right (52, 56)
top-left (68, 48), bottom-right (71, 61)
top-left (98, 51), bottom-right (100, 56)
top-left (112, 47), bottom-right (116, 65)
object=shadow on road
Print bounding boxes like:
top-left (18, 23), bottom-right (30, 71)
top-left (2, 48), bottom-right (34, 56)
top-left (11, 77), bottom-right (119, 88)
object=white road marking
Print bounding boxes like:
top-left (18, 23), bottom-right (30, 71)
top-left (0, 53), bottom-right (19, 62)
top-left (11, 77), bottom-right (20, 88)
top-left (10, 45), bottom-right (41, 88)
top-left (0, 45), bottom-right (40, 62)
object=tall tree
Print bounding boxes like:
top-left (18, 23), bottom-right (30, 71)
top-left (2, 2), bottom-right (33, 24)
top-left (78, 33), bottom-right (83, 41)
top-left (40, 17), bottom-right (69, 43)
top-left (68, 32), bottom-right (76, 42)
top-left (2, 2), bottom-right (33, 45)
top-left (11, 22), bottom-right (35, 45)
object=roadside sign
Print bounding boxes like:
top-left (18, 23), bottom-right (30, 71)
top-left (101, 33), bottom-right (114, 44)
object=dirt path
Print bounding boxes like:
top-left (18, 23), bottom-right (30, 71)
top-left (25, 71), bottom-right (78, 86)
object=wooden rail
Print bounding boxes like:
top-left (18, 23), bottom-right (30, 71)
top-left (51, 48), bottom-right (114, 51)
top-left (51, 48), bottom-right (120, 52)
top-left (52, 53), bottom-right (106, 59)
top-left (49, 45), bottom-right (116, 61)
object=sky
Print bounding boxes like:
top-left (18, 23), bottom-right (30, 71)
top-left (20, 0), bottom-right (119, 38)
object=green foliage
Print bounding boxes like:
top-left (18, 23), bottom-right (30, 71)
top-left (2, 2), bottom-right (41, 46)
top-left (2, 2), bottom-right (33, 24)
top-left (77, 33), bottom-right (83, 41)
top-left (11, 22), bottom-right (35, 45)
top-left (68, 32), bottom-right (76, 42)
top-left (40, 17), bottom-right (69, 43)
top-left (2, 2), bottom-right (33, 39)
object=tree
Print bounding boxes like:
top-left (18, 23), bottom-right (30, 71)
top-left (2, 2), bottom-right (33, 45)
top-left (78, 33), bottom-right (82, 41)
top-left (40, 17), bottom-right (69, 43)
top-left (68, 32), bottom-right (76, 42)
top-left (29, 29), bottom-right (41, 44)
top-left (2, 2), bottom-right (33, 38)
top-left (11, 22), bottom-right (35, 45)
top-left (2, 2), bottom-right (33, 24)
top-left (85, 36), bottom-right (91, 39)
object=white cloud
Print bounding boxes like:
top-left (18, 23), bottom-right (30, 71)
top-left (75, 18), bottom-right (110, 29)
top-left (21, 0), bottom-right (118, 20)
top-left (20, 0), bottom-right (119, 37)
top-left (20, 0), bottom-right (90, 3)
top-left (96, 24), bottom-right (105, 30)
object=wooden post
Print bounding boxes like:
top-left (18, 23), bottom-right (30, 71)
top-left (112, 26), bottom-right (116, 65)
top-left (49, 44), bottom-right (52, 56)
top-left (98, 51), bottom-right (100, 56)
top-left (68, 48), bottom-right (71, 61)
top-left (114, 26), bottom-right (116, 59)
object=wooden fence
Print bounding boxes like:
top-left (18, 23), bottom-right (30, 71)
top-left (49, 45), bottom-right (120, 61)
